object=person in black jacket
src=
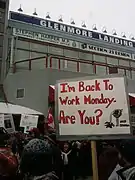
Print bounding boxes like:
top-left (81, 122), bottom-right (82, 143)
top-left (78, 141), bottom-right (92, 179)
top-left (61, 141), bottom-right (78, 180)
top-left (44, 133), bottom-right (63, 180)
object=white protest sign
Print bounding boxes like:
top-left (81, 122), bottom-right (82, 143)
top-left (0, 114), bottom-right (4, 127)
top-left (20, 114), bottom-right (38, 132)
top-left (131, 114), bottom-right (135, 127)
top-left (4, 114), bottom-right (15, 133)
top-left (56, 76), bottom-right (130, 139)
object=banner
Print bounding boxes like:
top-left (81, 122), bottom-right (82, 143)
top-left (10, 11), bottom-right (135, 48)
top-left (55, 75), bottom-right (131, 140)
top-left (20, 114), bottom-right (38, 132)
top-left (13, 28), bottom-right (135, 60)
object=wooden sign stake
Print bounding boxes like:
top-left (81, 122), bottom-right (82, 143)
top-left (91, 141), bottom-right (99, 180)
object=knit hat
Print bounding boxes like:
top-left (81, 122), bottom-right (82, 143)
top-left (119, 139), bottom-right (135, 165)
top-left (20, 138), bottom-right (53, 176)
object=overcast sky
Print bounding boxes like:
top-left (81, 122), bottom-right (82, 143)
top-left (9, 0), bottom-right (134, 39)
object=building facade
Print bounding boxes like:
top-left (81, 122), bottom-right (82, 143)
top-left (3, 11), bottom-right (135, 115)
top-left (0, 0), bottom-right (10, 102)
top-left (0, 0), bottom-right (9, 81)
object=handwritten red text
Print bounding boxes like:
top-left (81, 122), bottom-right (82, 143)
top-left (84, 93), bottom-right (116, 108)
top-left (59, 109), bottom-right (103, 125)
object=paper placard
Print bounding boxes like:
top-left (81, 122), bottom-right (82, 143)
top-left (0, 114), bottom-right (4, 128)
top-left (20, 114), bottom-right (38, 132)
top-left (4, 114), bottom-right (15, 133)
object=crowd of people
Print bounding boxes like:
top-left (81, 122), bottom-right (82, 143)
top-left (0, 127), bottom-right (135, 180)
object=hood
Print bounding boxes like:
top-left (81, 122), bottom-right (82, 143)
top-left (117, 166), bottom-right (135, 180)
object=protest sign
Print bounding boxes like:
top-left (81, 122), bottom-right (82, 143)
top-left (0, 114), bottom-right (4, 128)
top-left (20, 114), bottom-right (38, 133)
top-left (4, 114), bottom-right (15, 133)
top-left (55, 75), bottom-right (131, 140)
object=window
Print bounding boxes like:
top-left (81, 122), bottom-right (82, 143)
top-left (131, 71), bottom-right (135, 80)
top-left (96, 65), bottom-right (107, 75)
top-left (16, 88), bottom-right (25, 99)
top-left (64, 60), bottom-right (78, 72)
top-left (108, 66), bottom-right (118, 74)
top-left (16, 40), bottom-right (30, 50)
top-left (31, 53), bottom-right (46, 69)
top-left (0, 11), bottom-right (5, 23)
top-left (60, 59), bottom-right (69, 70)
top-left (0, 35), bottom-right (3, 46)
top-left (93, 55), bottom-right (106, 63)
top-left (79, 62), bottom-right (94, 74)
top-left (48, 46), bottom-right (63, 56)
top-left (64, 49), bottom-right (78, 58)
top-left (79, 52), bottom-right (92, 60)
top-left (126, 70), bottom-right (132, 79)
top-left (130, 61), bottom-right (135, 68)
top-left (30, 42), bottom-right (48, 53)
top-left (15, 50), bottom-right (30, 61)
top-left (0, 22), bottom-right (4, 33)
top-left (32, 58), bottom-right (46, 69)
top-left (0, 46), bottom-right (3, 57)
top-left (50, 57), bottom-right (60, 69)
top-left (30, 52), bottom-right (44, 59)
top-left (118, 68), bottom-right (125, 75)
top-left (0, 2), bottom-right (6, 9)
top-left (119, 59), bottom-right (130, 67)
top-left (107, 57), bottom-right (118, 65)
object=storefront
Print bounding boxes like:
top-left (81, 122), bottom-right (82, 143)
top-left (4, 11), bottom-right (135, 115)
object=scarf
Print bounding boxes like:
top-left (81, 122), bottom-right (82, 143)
top-left (61, 150), bottom-right (72, 165)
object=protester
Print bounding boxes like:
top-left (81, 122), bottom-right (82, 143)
top-left (2, 122), bottom-right (135, 180)
top-left (78, 141), bottom-right (92, 180)
top-left (28, 128), bottom-right (40, 139)
top-left (108, 139), bottom-right (135, 180)
top-left (98, 144), bottom-right (119, 180)
top-left (0, 128), bottom-right (18, 180)
top-left (108, 164), bottom-right (122, 180)
top-left (44, 133), bottom-right (63, 180)
top-left (61, 141), bottom-right (79, 180)
top-left (20, 138), bottom-right (59, 180)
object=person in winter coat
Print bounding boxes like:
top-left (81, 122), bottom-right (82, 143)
top-left (44, 133), bottom-right (63, 180)
top-left (61, 141), bottom-right (78, 180)
top-left (78, 141), bottom-right (92, 179)
top-left (109, 139), bottom-right (135, 180)
top-left (98, 146), bottom-right (119, 180)
top-left (108, 164), bottom-right (122, 180)
top-left (0, 128), bottom-right (18, 180)
top-left (19, 138), bottom-right (59, 180)
top-left (0, 147), bottom-right (18, 180)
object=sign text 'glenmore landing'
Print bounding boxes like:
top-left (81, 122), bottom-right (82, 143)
top-left (10, 11), bottom-right (135, 48)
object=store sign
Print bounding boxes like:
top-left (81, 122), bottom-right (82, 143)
top-left (13, 28), bottom-right (135, 60)
top-left (13, 28), bottom-right (79, 48)
top-left (55, 76), bottom-right (131, 140)
top-left (10, 11), bottom-right (135, 48)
